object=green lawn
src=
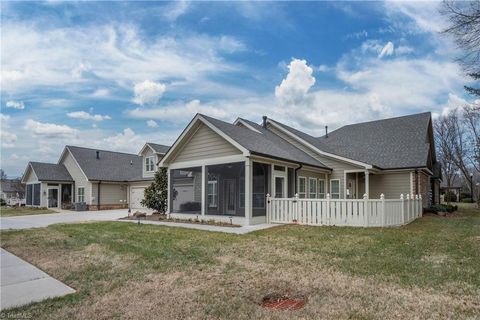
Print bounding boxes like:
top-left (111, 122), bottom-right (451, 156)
top-left (0, 206), bottom-right (55, 217)
top-left (1, 205), bottom-right (479, 319)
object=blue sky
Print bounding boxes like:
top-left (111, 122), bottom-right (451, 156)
top-left (0, 1), bottom-right (474, 176)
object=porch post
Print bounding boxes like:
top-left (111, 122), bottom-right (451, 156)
top-left (201, 165), bottom-right (206, 217)
top-left (245, 158), bottom-right (253, 225)
top-left (166, 168), bottom-right (171, 215)
top-left (365, 170), bottom-right (370, 199)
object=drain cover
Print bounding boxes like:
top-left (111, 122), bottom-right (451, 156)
top-left (261, 292), bottom-right (306, 310)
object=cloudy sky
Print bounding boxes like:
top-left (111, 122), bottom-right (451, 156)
top-left (0, 1), bottom-right (474, 176)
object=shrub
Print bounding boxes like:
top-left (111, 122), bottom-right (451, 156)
top-left (141, 168), bottom-right (168, 213)
top-left (0, 198), bottom-right (6, 206)
top-left (427, 204), bottom-right (457, 213)
top-left (444, 191), bottom-right (457, 203)
top-left (461, 198), bottom-right (473, 203)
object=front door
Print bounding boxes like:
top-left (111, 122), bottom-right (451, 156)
top-left (274, 176), bottom-right (286, 198)
top-left (224, 179), bottom-right (236, 215)
top-left (347, 178), bottom-right (356, 199)
top-left (48, 188), bottom-right (59, 208)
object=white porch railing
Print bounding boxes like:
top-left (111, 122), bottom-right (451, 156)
top-left (266, 193), bottom-right (422, 227)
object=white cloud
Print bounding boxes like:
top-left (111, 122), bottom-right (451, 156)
top-left (163, 1), bottom-right (189, 22)
top-left (92, 88), bottom-right (110, 97)
top-left (1, 131), bottom-right (17, 148)
top-left (66, 111), bottom-right (111, 121)
top-left (133, 80), bottom-right (166, 106)
top-left (275, 58), bottom-right (315, 106)
top-left (378, 41), bottom-right (394, 58)
top-left (396, 45), bottom-right (414, 55)
top-left (101, 128), bottom-right (144, 152)
top-left (147, 120), bottom-right (158, 128)
top-left (5, 100), bottom-right (25, 109)
top-left (24, 119), bottom-right (77, 137)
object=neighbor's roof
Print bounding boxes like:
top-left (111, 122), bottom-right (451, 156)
top-left (66, 146), bottom-right (145, 182)
top-left (200, 114), bottom-right (330, 170)
top-left (146, 143), bottom-right (170, 154)
top-left (29, 162), bottom-right (73, 182)
top-left (268, 112), bottom-right (433, 170)
top-left (0, 179), bottom-right (25, 193)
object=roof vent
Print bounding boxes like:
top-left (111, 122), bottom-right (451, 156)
top-left (130, 160), bottom-right (133, 165)
top-left (262, 116), bottom-right (267, 129)
top-left (325, 126), bottom-right (328, 138)
top-left (96, 151), bottom-right (100, 159)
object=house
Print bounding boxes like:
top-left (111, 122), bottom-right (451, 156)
top-left (440, 176), bottom-right (463, 202)
top-left (21, 143), bottom-right (169, 210)
top-left (159, 112), bottom-right (441, 226)
top-left (0, 179), bottom-right (25, 205)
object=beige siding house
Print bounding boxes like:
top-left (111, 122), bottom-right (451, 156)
top-left (160, 112), bottom-right (441, 226)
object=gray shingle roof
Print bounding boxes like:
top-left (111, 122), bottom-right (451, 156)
top-left (1, 179), bottom-right (25, 194)
top-left (268, 112), bottom-right (433, 169)
top-left (200, 115), bottom-right (330, 169)
top-left (30, 162), bottom-right (73, 182)
top-left (147, 143), bottom-right (170, 154)
top-left (66, 146), bottom-right (144, 182)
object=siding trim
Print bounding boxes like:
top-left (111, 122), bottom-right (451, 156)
top-left (58, 147), bottom-right (89, 181)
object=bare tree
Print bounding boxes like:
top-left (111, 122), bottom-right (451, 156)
top-left (442, 1), bottom-right (480, 96)
top-left (463, 104), bottom-right (480, 174)
top-left (434, 117), bottom-right (458, 188)
top-left (0, 169), bottom-right (6, 180)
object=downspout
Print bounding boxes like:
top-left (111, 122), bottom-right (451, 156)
top-left (294, 164), bottom-right (303, 196)
top-left (97, 181), bottom-right (101, 210)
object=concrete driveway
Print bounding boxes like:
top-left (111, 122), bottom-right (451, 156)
top-left (0, 248), bottom-right (75, 310)
top-left (0, 209), bottom-right (128, 230)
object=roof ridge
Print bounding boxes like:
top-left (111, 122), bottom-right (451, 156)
top-left (336, 112), bottom-right (431, 129)
top-left (66, 145), bottom-right (139, 156)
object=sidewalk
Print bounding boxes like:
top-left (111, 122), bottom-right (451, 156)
top-left (0, 248), bottom-right (75, 310)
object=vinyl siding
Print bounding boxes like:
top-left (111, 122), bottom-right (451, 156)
top-left (173, 124), bottom-right (241, 162)
top-left (268, 125), bottom-right (363, 198)
top-left (91, 183), bottom-right (128, 205)
top-left (369, 172), bottom-right (411, 199)
top-left (61, 150), bottom-right (91, 204)
top-left (24, 168), bottom-right (39, 183)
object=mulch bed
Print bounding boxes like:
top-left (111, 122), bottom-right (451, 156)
top-left (261, 292), bottom-right (306, 311)
top-left (121, 212), bottom-right (241, 227)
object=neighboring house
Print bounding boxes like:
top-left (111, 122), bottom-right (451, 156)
top-left (0, 179), bottom-right (25, 205)
top-left (21, 143), bottom-right (169, 210)
top-left (159, 112), bottom-right (441, 226)
top-left (440, 176), bottom-right (463, 202)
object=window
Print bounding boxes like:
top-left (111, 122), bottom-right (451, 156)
top-left (207, 174), bottom-right (218, 208)
top-left (318, 180), bottom-right (325, 199)
top-left (172, 167), bottom-right (202, 214)
top-left (298, 177), bottom-right (306, 198)
top-left (145, 156), bottom-right (155, 172)
top-left (308, 178), bottom-right (317, 198)
top-left (77, 187), bottom-right (85, 203)
top-left (253, 163), bottom-right (267, 208)
top-left (274, 165), bottom-right (285, 172)
top-left (330, 180), bottom-right (340, 199)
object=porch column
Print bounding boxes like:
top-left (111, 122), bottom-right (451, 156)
top-left (245, 158), bottom-right (252, 225)
top-left (365, 170), bottom-right (370, 199)
top-left (166, 168), bottom-right (171, 214)
top-left (201, 165), bottom-right (206, 216)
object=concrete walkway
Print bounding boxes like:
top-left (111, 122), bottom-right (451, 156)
top-left (0, 248), bottom-right (75, 310)
top-left (119, 219), bottom-right (279, 234)
top-left (0, 209), bottom-right (128, 230)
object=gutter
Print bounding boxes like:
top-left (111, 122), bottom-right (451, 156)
top-left (97, 180), bottom-right (101, 209)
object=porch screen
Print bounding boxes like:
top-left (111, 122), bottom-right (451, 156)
top-left (33, 183), bottom-right (41, 206)
top-left (252, 162), bottom-right (269, 217)
top-left (205, 162), bottom-right (245, 216)
top-left (171, 167), bottom-right (202, 214)
top-left (26, 184), bottom-right (33, 205)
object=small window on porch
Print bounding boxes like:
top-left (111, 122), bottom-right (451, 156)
top-left (318, 180), bottom-right (325, 198)
top-left (308, 178), bottom-right (317, 198)
top-left (274, 165), bottom-right (285, 172)
top-left (207, 174), bottom-right (218, 208)
top-left (298, 177), bottom-right (306, 198)
top-left (77, 187), bottom-right (85, 203)
top-left (330, 180), bottom-right (340, 199)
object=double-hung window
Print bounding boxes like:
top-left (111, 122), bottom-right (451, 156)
top-left (207, 174), bottom-right (218, 208)
top-left (308, 178), bottom-right (317, 198)
top-left (298, 177), bottom-right (306, 198)
top-left (318, 180), bottom-right (325, 198)
top-left (77, 187), bottom-right (85, 203)
top-left (330, 180), bottom-right (340, 199)
top-left (145, 156), bottom-right (155, 172)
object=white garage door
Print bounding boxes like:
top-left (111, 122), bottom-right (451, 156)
top-left (130, 187), bottom-right (146, 210)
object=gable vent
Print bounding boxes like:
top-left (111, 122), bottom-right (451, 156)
top-left (96, 151), bottom-right (100, 159)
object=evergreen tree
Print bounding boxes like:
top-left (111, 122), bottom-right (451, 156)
top-left (141, 167), bottom-right (168, 213)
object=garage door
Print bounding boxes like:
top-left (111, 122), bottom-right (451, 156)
top-left (130, 187), bottom-right (146, 210)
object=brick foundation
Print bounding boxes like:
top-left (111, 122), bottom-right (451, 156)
top-left (88, 204), bottom-right (128, 211)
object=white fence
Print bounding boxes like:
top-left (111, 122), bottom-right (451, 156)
top-left (266, 193), bottom-right (422, 227)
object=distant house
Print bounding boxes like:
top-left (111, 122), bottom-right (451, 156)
top-left (159, 112), bottom-right (441, 226)
top-left (0, 179), bottom-right (25, 205)
top-left (440, 176), bottom-right (463, 202)
top-left (21, 144), bottom-right (169, 210)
